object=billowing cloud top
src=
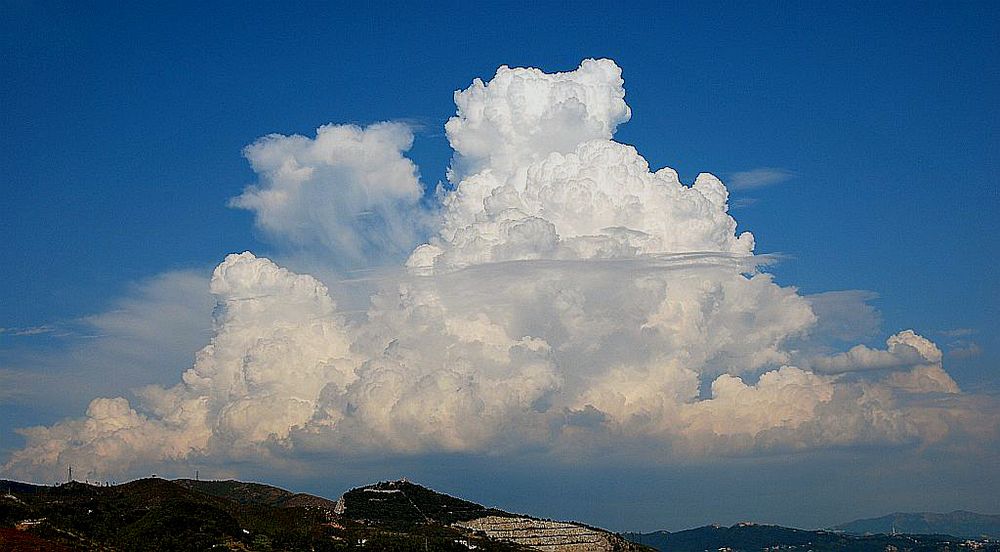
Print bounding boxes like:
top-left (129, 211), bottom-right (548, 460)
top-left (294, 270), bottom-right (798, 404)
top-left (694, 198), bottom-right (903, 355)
top-left (411, 60), bottom-right (751, 271)
top-left (446, 59), bottom-right (631, 179)
top-left (4, 60), bottom-right (994, 481)
top-left (232, 122), bottom-right (426, 266)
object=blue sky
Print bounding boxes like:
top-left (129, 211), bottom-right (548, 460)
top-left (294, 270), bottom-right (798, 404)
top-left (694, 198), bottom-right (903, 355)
top-left (2, 1), bottom-right (998, 530)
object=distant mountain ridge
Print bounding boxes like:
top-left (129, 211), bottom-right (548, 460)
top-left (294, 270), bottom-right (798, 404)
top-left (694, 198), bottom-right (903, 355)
top-left (625, 521), bottom-right (1000, 551)
top-left (834, 510), bottom-right (1000, 539)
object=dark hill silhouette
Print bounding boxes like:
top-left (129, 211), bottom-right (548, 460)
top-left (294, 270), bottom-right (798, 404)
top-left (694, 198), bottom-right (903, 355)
top-left (174, 478), bottom-right (340, 510)
top-left (338, 478), bottom-right (496, 526)
top-left (0, 477), bottom-right (534, 550)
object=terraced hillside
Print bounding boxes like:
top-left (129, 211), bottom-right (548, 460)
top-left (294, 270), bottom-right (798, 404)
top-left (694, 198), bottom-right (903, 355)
top-left (337, 479), bottom-right (648, 551)
top-left (456, 515), bottom-right (638, 551)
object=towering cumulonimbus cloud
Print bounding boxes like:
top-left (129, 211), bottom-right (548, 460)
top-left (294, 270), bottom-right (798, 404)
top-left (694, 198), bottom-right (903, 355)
top-left (4, 59), bottom-right (993, 481)
top-left (410, 59), bottom-right (751, 271)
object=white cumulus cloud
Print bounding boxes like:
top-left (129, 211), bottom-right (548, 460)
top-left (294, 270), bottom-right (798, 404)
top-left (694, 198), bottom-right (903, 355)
top-left (809, 330), bottom-right (947, 376)
top-left (3, 59), bottom-right (994, 482)
top-left (232, 121), bottom-right (427, 267)
top-left (445, 58), bottom-right (631, 181)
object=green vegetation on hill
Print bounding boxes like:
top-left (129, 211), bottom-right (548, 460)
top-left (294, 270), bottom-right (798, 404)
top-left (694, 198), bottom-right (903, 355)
top-left (175, 478), bottom-right (345, 512)
top-left (4, 478), bottom-right (250, 549)
top-left (338, 479), bottom-right (503, 528)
